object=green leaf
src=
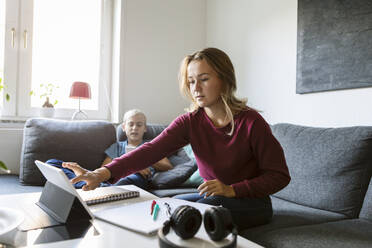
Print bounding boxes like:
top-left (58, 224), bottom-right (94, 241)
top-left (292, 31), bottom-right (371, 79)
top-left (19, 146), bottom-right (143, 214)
top-left (0, 161), bottom-right (10, 173)
top-left (29, 90), bottom-right (34, 96)
top-left (5, 93), bottom-right (10, 101)
top-left (54, 100), bottom-right (58, 105)
top-left (0, 161), bottom-right (7, 169)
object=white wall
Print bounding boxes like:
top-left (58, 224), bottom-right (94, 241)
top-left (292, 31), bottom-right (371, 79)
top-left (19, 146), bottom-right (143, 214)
top-left (0, 128), bottom-right (23, 174)
top-left (117, 0), bottom-right (206, 124)
top-left (0, 0), bottom-right (207, 174)
top-left (206, 0), bottom-right (372, 127)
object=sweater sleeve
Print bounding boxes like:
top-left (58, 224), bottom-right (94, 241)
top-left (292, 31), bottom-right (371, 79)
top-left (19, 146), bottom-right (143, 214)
top-left (104, 115), bottom-right (190, 183)
top-left (232, 117), bottom-right (291, 198)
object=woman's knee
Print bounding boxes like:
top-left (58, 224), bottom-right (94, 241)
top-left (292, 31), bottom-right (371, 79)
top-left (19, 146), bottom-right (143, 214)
top-left (197, 196), bottom-right (273, 231)
top-left (231, 207), bottom-right (272, 231)
top-left (196, 195), bottom-right (225, 206)
top-left (173, 193), bottom-right (203, 202)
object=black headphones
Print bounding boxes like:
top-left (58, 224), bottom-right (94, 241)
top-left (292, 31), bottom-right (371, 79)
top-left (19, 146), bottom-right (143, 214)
top-left (158, 205), bottom-right (238, 248)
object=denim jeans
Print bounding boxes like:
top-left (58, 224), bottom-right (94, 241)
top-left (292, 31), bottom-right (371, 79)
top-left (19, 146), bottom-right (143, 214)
top-left (46, 159), bottom-right (151, 190)
top-left (173, 193), bottom-right (273, 231)
top-left (114, 173), bottom-right (151, 190)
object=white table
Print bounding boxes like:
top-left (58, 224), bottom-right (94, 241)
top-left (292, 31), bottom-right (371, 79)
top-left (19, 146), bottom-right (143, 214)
top-left (0, 185), bottom-right (262, 248)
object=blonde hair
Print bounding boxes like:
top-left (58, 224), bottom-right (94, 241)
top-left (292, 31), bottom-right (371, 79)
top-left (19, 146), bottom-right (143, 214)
top-left (179, 47), bottom-right (248, 135)
top-left (123, 109), bottom-right (147, 125)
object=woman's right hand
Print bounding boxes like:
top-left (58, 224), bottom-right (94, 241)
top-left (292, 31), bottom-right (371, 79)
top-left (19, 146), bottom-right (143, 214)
top-left (62, 162), bottom-right (111, 191)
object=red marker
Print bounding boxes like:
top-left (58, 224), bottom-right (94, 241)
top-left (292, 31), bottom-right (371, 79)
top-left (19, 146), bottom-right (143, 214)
top-left (150, 200), bottom-right (156, 215)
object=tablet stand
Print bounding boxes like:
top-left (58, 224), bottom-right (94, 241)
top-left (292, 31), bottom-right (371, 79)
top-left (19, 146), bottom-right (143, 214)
top-left (35, 181), bottom-right (91, 228)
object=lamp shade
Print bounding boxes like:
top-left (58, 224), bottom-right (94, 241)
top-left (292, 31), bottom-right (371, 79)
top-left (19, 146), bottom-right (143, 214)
top-left (69, 81), bottom-right (91, 99)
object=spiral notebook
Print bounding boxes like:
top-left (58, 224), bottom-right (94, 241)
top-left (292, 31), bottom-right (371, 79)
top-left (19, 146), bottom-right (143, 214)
top-left (79, 186), bottom-right (140, 205)
top-left (93, 198), bottom-right (212, 235)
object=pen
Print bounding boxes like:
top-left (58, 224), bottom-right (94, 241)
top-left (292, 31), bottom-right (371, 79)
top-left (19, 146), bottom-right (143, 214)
top-left (150, 200), bottom-right (156, 215)
top-left (152, 203), bottom-right (160, 220)
top-left (164, 202), bottom-right (171, 217)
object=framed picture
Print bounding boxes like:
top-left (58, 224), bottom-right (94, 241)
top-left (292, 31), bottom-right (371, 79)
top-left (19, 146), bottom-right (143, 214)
top-left (296, 0), bottom-right (372, 94)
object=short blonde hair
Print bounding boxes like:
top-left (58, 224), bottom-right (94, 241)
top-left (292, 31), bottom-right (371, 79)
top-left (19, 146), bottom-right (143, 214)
top-left (179, 48), bottom-right (248, 135)
top-left (123, 109), bottom-right (147, 125)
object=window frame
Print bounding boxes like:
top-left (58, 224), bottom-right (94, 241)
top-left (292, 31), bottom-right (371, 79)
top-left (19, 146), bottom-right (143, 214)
top-left (1, 0), bottom-right (19, 116)
top-left (1, 0), bottom-right (113, 120)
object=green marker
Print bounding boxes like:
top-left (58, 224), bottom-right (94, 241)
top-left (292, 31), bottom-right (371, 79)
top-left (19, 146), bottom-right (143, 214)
top-left (152, 203), bottom-right (160, 220)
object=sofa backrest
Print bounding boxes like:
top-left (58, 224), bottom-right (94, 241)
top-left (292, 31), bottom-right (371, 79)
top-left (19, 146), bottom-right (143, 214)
top-left (20, 118), bottom-right (116, 186)
top-left (359, 179), bottom-right (372, 220)
top-left (271, 123), bottom-right (372, 218)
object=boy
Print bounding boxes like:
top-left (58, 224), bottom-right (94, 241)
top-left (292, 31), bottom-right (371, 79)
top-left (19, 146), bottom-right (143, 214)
top-left (47, 109), bottom-right (173, 190)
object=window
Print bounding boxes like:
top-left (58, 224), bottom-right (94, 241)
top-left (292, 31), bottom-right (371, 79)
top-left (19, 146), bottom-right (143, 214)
top-left (0, 0), bottom-right (7, 109)
top-left (0, 0), bottom-right (112, 119)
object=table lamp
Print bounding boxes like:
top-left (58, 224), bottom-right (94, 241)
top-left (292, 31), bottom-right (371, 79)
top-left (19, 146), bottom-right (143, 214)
top-left (69, 81), bottom-right (91, 120)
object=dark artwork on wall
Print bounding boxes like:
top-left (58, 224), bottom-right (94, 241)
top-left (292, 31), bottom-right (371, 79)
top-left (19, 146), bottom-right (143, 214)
top-left (296, 0), bottom-right (372, 94)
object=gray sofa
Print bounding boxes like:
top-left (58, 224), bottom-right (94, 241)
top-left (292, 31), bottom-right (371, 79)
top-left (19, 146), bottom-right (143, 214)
top-left (1, 119), bottom-right (372, 247)
top-left (0, 118), bottom-right (198, 197)
top-left (242, 124), bottom-right (372, 248)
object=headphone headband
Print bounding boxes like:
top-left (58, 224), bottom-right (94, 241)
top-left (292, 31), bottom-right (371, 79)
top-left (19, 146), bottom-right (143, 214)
top-left (157, 205), bottom-right (237, 248)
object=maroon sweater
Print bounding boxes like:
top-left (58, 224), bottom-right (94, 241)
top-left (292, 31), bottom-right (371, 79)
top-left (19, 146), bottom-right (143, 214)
top-left (105, 108), bottom-right (290, 198)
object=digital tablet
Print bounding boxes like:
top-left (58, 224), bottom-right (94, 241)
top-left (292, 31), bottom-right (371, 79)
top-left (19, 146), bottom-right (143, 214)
top-left (34, 160), bottom-right (94, 222)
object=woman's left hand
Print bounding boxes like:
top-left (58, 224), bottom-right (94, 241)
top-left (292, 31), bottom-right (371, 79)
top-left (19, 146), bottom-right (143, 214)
top-left (197, 179), bottom-right (236, 198)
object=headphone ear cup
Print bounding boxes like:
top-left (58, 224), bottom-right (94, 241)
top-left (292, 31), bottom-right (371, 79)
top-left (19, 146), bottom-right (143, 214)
top-left (171, 205), bottom-right (202, 240)
top-left (204, 206), bottom-right (233, 241)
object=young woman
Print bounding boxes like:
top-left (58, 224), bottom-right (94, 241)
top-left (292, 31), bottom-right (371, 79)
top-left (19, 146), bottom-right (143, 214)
top-left (64, 48), bottom-right (290, 230)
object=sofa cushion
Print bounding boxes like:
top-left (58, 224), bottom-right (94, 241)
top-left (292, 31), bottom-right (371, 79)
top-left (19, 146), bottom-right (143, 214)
top-left (359, 179), bottom-right (372, 220)
top-left (180, 144), bottom-right (204, 187)
top-left (240, 196), bottom-right (347, 240)
top-left (249, 219), bottom-right (372, 248)
top-left (20, 118), bottom-right (116, 186)
top-left (180, 169), bottom-right (204, 187)
top-left (150, 148), bottom-right (197, 189)
top-left (271, 123), bottom-right (372, 217)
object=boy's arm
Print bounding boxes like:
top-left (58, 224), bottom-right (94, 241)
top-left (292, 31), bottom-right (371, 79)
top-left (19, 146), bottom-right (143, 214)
top-left (101, 156), bottom-right (113, 167)
top-left (152, 157), bottom-right (173, 172)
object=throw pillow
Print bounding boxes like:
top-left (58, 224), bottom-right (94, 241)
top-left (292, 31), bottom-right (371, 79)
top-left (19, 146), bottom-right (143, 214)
top-left (150, 148), bottom-right (197, 189)
top-left (183, 144), bottom-right (196, 162)
top-left (181, 169), bottom-right (204, 187)
top-left (180, 144), bottom-right (204, 187)
top-left (272, 123), bottom-right (372, 218)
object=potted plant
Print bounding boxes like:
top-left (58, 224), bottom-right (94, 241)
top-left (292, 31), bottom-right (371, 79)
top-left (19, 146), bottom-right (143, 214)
top-left (0, 77), bottom-right (10, 117)
top-left (0, 77), bottom-right (10, 102)
top-left (0, 160), bottom-right (10, 174)
top-left (30, 83), bottom-right (59, 117)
